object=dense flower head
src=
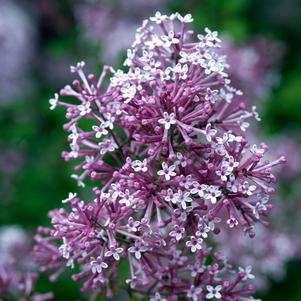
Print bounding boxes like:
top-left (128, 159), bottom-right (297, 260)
top-left (34, 192), bottom-right (260, 300)
top-left (36, 12), bottom-right (285, 300)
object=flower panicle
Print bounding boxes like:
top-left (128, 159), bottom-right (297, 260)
top-left (40, 12), bottom-right (285, 300)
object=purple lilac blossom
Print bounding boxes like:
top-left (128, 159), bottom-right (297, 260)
top-left (213, 135), bottom-right (301, 291)
top-left (34, 12), bottom-right (285, 300)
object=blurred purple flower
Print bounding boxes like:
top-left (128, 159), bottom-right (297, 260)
top-left (0, 226), bottom-right (53, 300)
top-left (269, 134), bottom-right (301, 179)
top-left (221, 36), bottom-right (284, 104)
top-left (215, 225), bottom-right (298, 290)
top-left (0, 0), bottom-right (35, 104)
top-left (75, 0), bottom-right (170, 64)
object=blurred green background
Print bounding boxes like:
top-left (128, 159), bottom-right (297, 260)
top-left (0, 0), bottom-right (300, 300)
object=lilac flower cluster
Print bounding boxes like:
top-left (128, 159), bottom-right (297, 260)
top-left (0, 226), bottom-right (53, 300)
top-left (34, 13), bottom-right (285, 300)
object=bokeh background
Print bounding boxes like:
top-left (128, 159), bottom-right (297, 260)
top-left (0, 0), bottom-right (300, 300)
